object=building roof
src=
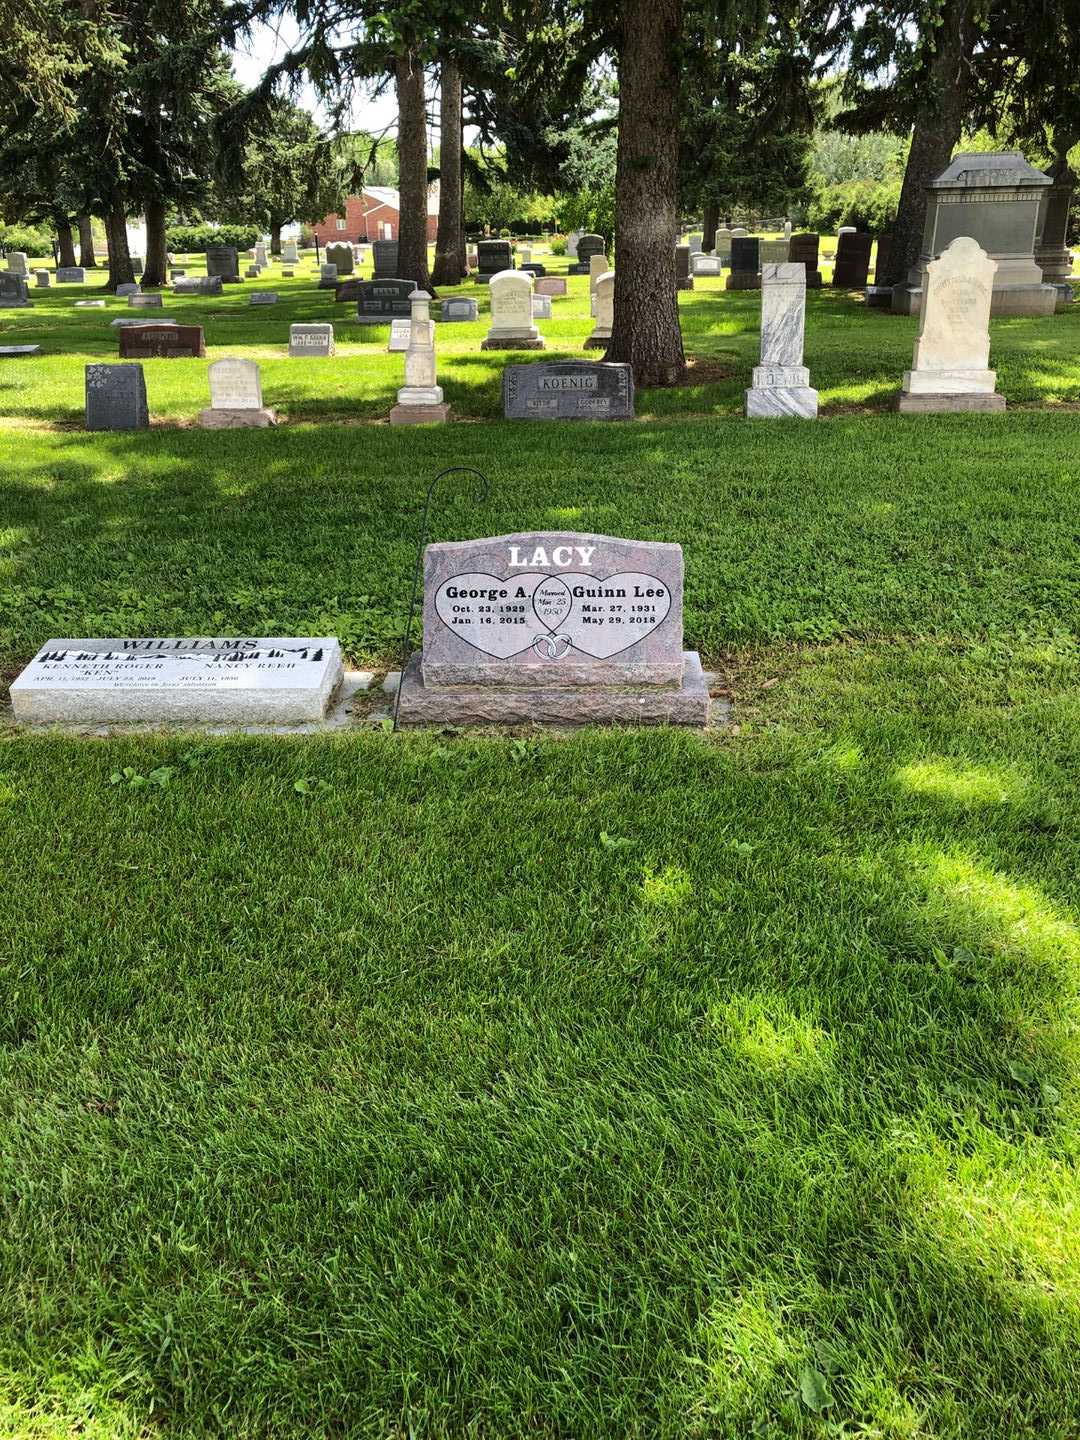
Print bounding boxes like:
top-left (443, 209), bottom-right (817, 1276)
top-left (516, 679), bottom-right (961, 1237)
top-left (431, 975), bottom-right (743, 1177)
top-left (362, 183), bottom-right (441, 216)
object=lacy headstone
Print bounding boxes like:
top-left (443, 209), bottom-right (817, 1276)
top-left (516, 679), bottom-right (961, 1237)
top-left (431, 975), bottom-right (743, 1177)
top-left (85, 363), bottom-right (148, 431)
top-left (503, 361), bottom-right (633, 421)
top-left (394, 532), bottom-right (709, 727)
top-left (481, 270), bottom-right (543, 350)
top-left (11, 637), bottom-right (343, 726)
top-left (289, 323), bottom-right (334, 357)
top-left (389, 290), bottom-right (449, 424)
top-left (745, 263), bottom-right (818, 419)
top-left (898, 236), bottom-right (1004, 412)
top-left (118, 323), bottom-right (205, 358)
top-left (198, 357), bottom-right (276, 428)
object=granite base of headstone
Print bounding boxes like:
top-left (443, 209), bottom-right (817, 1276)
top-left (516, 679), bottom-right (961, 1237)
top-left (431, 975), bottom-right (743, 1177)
top-left (394, 532), bottom-right (710, 728)
top-left (288, 323), bottom-right (334, 357)
top-left (198, 357), bottom-right (277, 428)
top-left (503, 361), bottom-right (633, 421)
top-left (11, 637), bottom-right (343, 726)
top-left (86, 363), bottom-right (149, 430)
top-left (744, 263), bottom-right (818, 419)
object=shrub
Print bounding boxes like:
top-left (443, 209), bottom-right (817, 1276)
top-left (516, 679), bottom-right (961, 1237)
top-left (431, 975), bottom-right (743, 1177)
top-left (0, 223), bottom-right (54, 257)
top-left (549, 236), bottom-right (567, 256)
top-left (498, 227), bottom-right (511, 238)
top-left (166, 223), bottom-right (262, 253)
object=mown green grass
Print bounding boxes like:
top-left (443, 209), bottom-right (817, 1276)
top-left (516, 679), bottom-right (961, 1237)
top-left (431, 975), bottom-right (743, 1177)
top-left (2, 255), bottom-right (1080, 1438)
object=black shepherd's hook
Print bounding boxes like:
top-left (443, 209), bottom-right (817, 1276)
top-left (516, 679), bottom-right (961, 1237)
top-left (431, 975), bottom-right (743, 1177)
top-left (392, 466), bottom-right (491, 731)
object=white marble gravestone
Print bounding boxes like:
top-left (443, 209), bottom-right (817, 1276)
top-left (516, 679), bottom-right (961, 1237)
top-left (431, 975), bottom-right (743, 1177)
top-left (745, 263), bottom-right (819, 419)
top-left (481, 270), bottom-right (543, 350)
top-left (388, 317), bottom-right (411, 352)
top-left (282, 241), bottom-right (299, 264)
top-left (532, 293), bottom-right (552, 319)
top-left (7, 252), bottom-right (28, 276)
top-left (393, 532), bottom-right (710, 727)
top-left (389, 291), bottom-right (449, 424)
top-left (691, 253), bottom-right (723, 276)
top-left (11, 637), bottom-right (343, 726)
top-left (898, 236), bottom-right (1004, 412)
top-left (585, 270), bottom-right (614, 349)
top-left (198, 357), bottom-right (276, 428)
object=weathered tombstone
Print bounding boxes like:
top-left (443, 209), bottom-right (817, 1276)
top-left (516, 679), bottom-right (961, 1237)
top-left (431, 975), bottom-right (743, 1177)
top-left (481, 270), bottom-right (543, 349)
top-left (288, 322), bottom-right (334, 357)
top-left (7, 252), bottom-right (28, 276)
top-left (441, 296), bottom-right (478, 322)
top-left (570, 233), bottom-right (605, 276)
top-left (282, 240), bottom-right (300, 264)
top-left (253, 242), bottom-right (269, 268)
top-left (788, 232), bottom-right (822, 288)
top-left (0, 274), bottom-right (31, 308)
top-left (726, 237), bottom-right (760, 290)
top-left (894, 152), bottom-right (1055, 316)
top-left (389, 290), bottom-right (449, 424)
top-left (355, 278), bottom-right (416, 324)
top-left (393, 532), bottom-right (709, 727)
top-left (832, 231), bottom-right (873, 289)
top-left (532, 292), bottom-right (552, 319)
top-left (566, 231), bottom-right (582, 260)
top-left (745, 263), bottom-right (818, 419)
top-left (11, 636), bottom-right (344, 726)
top-left (388, 317), bottom-right (411, 352)
top-left (715, 227), bottom-right (733, 264)
top-left (503, 360), bottom-right (633, 421)
top-left (249, 292), bottom-right (278, 305)
top-left (318, 263), bottom-right (339, 289)
top-left (118, 323), bottom-right (205, 358)
top-left (325, 241), bottom-right (354, 276)
top-left (35, 271), bottom-right (51, 287)
top-left (675, 245), bottom-right (693, 291)
top-left (588, 252), bottom-right (608, 296)
top-left (55, 267), bottom-right (85, 283)
top-left (759, 238), bottom-right (790, 265)
top-left (372, 239), bottom-right (400, 279)
top-left (85, 363), bottom-right (148, 431)
top-left (535, 276), bottom-right (567, 297)
top-left (477, 239), bottom-right (513, 283)
top-left (897, 236), bottom-right (1004, 412)
top-left (519, 247), bottom-right (532, 264)
top-left (128, 293), bottom-right (163, 308)
top-left (206, 245), bottom-right (239, 282)
top-left (584, 270), bottom-right (614, 349)
top-left (731, 226), bottom-right (749, 237)
top-left (691, 253), bottom-right (723, 276)
top-left (198, 357), bottom-right (276, 428)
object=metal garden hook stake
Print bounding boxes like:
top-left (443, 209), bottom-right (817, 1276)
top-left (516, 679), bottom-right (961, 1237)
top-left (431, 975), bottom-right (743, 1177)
top-left (392, 466), bottom-right (491, 731)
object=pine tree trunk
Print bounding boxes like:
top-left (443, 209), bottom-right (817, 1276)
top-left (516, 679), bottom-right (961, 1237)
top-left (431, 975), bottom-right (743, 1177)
top-left (395, 51), bottom-right (433, 293)
top-left (141, 199), bottom-right (168, 287)
top-left (56, 219), bottom-right (77, 268)
top-left (432, 55), bottom-right (464, 286)
top-left (270, 220), bottom-right (282, 255)
top-left (105, 204), bottom-right (136, 290)
top-left (702, 200), bottom-right (718, 253)
top-left (605, 0), bottom-right (685, 386)
top-left (78, 215), bottom-right (97, 267)
top-left (881, 0), bottom-right (972, 288)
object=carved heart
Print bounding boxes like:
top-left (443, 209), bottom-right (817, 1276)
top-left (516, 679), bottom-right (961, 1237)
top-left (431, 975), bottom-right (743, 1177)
top-left (433, 570), bottom-right (672, 661)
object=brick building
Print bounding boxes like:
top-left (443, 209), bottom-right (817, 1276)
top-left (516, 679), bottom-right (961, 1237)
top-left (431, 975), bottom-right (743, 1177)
top-left (312, 185), bottom-right (440, 246)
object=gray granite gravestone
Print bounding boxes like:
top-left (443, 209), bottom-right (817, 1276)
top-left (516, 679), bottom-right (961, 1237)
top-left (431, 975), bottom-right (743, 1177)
top-left (35, 271), bottom-right (51, 287)
top-left (355, 278), bottom-right (416, 324)
top-left (675, 245), bottom-right (693, 291)
top-left (727, 237), bottom-right (760, 290)
top-left (173, 276), bottom-right (222, 295)
top-left (55, 267), bottom-right (85, 283)
top-left (503, 360), bottom-right (634, 420)
top-left (85, 363), bottom-right (149, 430)
top-left (832, 231), bottom-right (873, 289)
top-left (325, 241), bottom-right (354, 276)
top-left (441, 296), bottom-right (478, 322)
top-left (892, 151), bottom-right (1056, 316)
top-left (6, 252), bottom-right (28, 276)
top-left (115, 282), bottom-right (139, 297)
top-left (569, 234), bottom-right (605, 276)
top-left (206, 245), bottom-right (239, 281)
top-left (789, 233), bottom-right (822, 287)
top-left (289, 323), bottom-right (334, 357)
top-left (118, 323), bottom-right (205, 358)
top-left (745, 263), bottom-right (818, 419)
top-left (0, 273), bottom-right (31, 307)
top-left (394, 532), bottom-right (709, 727)
top-left (477, 240), bottom-right (513, 283)
top-left (11, 637), bottom-right (343, 726)
top-left (372, 240), bottom-right (400, 279)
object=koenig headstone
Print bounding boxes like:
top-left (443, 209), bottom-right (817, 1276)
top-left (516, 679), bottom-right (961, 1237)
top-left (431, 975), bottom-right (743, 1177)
top-left (11, 637), bottom-right (344, 726)
top-left (744, 263), bottom-right (818, 419)
top-left (503, 361), bottom-right (633, 421)
top-left (897, 236), bottom-right (1004, 412)
top-left (85, 363), bottom-right (148, 431)
top-left (394, 531), bottom-right (709, 727)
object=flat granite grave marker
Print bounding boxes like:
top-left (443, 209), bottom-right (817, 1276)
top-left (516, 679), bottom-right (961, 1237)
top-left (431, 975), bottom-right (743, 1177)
top-left (249, 292), bottom-right (278, 305)
top-left (898, 236), bottom-right (1005, 412)
top-left (118, 323), bottom-right (205, 358)
top-left (75, 299), bottom-right (106, 308)
top-left (85, 363), bottom-right (148, 431)
top-left (745, 263), bottom-right (818, 419)
top-left (503, 360), bottom-right (633, 420)
top-left (288, 323), bottom-right (334, 357)
top-left (441, 296), bottom-right (478, 322)
top-left (198, 357), bottom-right (276, 428)
top-left (11, 637), bottom-right (343, 726)
top-left (394, 532), bottom-right (709, 727)
top-left (0, 273), bottom-right (31, 307)
top-left (173, 276), bottom-right (222, 295)
top-left (0, 345), bottom-right (41, 356)
top-left (355, 278), bottom-right (416, 324)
